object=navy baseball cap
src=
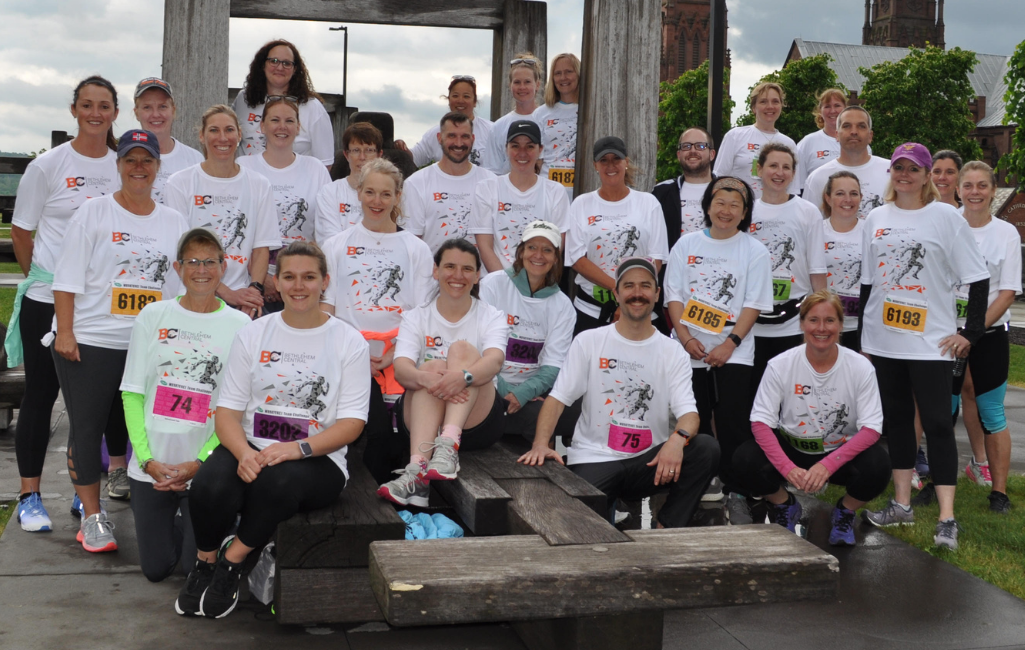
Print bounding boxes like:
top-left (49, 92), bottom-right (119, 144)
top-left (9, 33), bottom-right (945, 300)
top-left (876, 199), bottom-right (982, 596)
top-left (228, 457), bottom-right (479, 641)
top-left (117, 129), bottom-right (161, 159)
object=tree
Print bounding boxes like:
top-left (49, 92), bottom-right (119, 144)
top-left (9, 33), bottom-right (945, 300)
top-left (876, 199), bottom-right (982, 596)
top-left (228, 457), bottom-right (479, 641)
top-left (997, 39), bottom-right (1025, 188)
top-left (656, 60), bottom-right (735, 182)
top-left (859, 45), bottom-right (982, 163)
top-left (734, 54), bottom-right (845, 141)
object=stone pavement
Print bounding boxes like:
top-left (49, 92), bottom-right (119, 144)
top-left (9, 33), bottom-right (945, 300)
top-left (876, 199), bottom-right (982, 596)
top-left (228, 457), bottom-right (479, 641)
top-left (1, 392), bottom-right (1025, 650)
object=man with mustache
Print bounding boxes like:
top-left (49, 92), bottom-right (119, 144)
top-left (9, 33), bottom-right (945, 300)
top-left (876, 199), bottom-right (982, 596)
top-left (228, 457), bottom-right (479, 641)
top-left (518, 257), bottom-right (720, 528)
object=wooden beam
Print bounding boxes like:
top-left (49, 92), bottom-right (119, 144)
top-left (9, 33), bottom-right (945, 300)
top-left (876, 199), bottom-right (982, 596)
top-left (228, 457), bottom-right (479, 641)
top-left (498, 478), bottom-right (629, 546)
top-left (707, 0), bottom-right (727, 147)
top-left (0, 158), bottom-right (29, 175)
top-left (431, 457), bottom-right (512, 536)
top-left (491, 0), bottom-right (548, 120)
top-left (230, 0), bottom-right (505, 29)
top-left (275, 567), bottom-right (385, 625)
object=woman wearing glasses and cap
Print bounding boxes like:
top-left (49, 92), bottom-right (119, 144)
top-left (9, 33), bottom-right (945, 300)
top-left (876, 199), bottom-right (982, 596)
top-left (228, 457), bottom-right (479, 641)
top-left (133, 77), bottom-right (203, 204)
top-left (232, 39), bottom-right (335, 168)
top-left (395, 76), bottom-right (493, 168)
top-left (483, 53), bottom-right (544, 175)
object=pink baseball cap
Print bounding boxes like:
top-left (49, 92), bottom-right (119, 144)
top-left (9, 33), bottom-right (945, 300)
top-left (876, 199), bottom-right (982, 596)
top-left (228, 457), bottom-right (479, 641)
top-left (890, 142), bottom-right (933, 169)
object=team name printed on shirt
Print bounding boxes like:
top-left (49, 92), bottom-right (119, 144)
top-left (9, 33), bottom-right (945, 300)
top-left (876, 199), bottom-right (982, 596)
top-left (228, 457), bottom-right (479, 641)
top-left (259, 350), bottom-right (318, 364)
top-left (158, 327), bottom-right (213, 343)
top-left (66, 175), bottom-right (114, 189)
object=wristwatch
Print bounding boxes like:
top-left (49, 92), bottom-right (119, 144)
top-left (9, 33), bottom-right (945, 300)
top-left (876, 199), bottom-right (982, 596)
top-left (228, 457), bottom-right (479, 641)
top-left (249, 281), bottom-right (265, 293)
top-left (727, 333), bottom-right (742, 347)
top-left (462, 370), bottom-right (474, 386)
top-left (674, 429), bottom-right (693, 446)
top-left (299, 441), bottom-right (313, 459)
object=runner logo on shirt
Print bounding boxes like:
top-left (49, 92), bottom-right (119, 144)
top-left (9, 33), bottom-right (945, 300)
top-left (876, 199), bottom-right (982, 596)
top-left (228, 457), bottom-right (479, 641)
top-left (873, 228), bottom-right (926, 289)
top-left (275, 192), bottom-right (309, 239)
top-left (544, 119), bottom-right (577, 161)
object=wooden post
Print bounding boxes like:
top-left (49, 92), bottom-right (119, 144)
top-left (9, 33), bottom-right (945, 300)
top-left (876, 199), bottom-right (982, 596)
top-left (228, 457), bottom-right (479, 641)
top-left (577, 0), bottom-right (661, 195)
top-left (706, 0), bottom-right (727, 147)
top-left (162, 0), bottom-right (230, 150)
top-left (491, 0), bottom-right (548, 121)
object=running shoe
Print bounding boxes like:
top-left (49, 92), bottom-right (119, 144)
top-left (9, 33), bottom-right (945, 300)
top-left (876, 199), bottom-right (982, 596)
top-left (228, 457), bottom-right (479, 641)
top-left (862, 499), bottom-right (915, 527)
top-left (77, 512), bottom-right (117, 553)
top-left (829, 504), bottom-right (857, 546)
top-left (766, 499), bottom-right (803, 533)
top-left (966, 458), bottom-right (993, 487)
top-left (377, 463), bottom-right (430, 507)
top-left (16, 493), bottom-right (52, 532)
top-left (422, 437), bottom-right (460, 481)
top-left (175, 560), bottom-right (215, 616)
top-left (915, 447), bottom-right (930, 477)
top-left (107, 467), bottom-right (130, 500)
top-left (70, 494), bottom-right (83, 518)
top-left (725, 492), bottom-right (753, 525)
top-left (934, 518), bottom-right (960, 550)
top-left (988, 491), bottom-right (1011, 514)
top-left (701, 477), bottom-right (724, 502)
top-left (911, 482), bottom-right (937, 507)
top-left (910, 470), bottom-right (923, 491)
top-left (200, 555), bottom-right (243, 618)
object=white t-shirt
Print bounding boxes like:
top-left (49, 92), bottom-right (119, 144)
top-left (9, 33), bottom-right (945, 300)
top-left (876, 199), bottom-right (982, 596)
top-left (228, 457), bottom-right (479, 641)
top-left (314, 178), bottom-right (362, 243)
top-left (750, 345), bottom-right (883, 454)
top-left (410, 117), bottom-right (494, 169)
top-left (679, 180), bottom-right (711, 237)
top-left (953, 218), bottom-right (1022, 328)
top-left (163, 165), bottom-right (282, 290)
top-left (823, 219), bottom-right (865, 332)
top-left (321, 225), bottom-right (435, 334)
top-left (550, 325), bottom-right (697, 466)
top-left (232, 93), bottom-right (336, 166)
top-left (479, 270), bottom-right (575, 386)
top-left (532, 102), bottom-right (578, 199)
top-left (566, 190), bottom-right (670, 318)
top-left (394, 298), bottom-right (509, 366)
top-left (404, 163), bottom-right (497, 253)
top-left (803, 157), bottom-right (891, 219)
top-left (749, 197), bottom-right (827, 338)
top-left (861, 202), bottom-right (990, 360)
top-left (664, 230), bottom-right (773, 368)
top-left (120, 299), bottom-right (250, 483)
top-left (470, 175), bottom-right (571, 269)
top-left (51, 196), bottom-right (188, 349)
top-left (217, 313), bottom-right (371, 479)
top-left (712, 125), bottom-right (797, 199)
top-left (238, 153), bottom-right (331, 246)
top-left (482, 110), bottom-right (541, 175)
top-left (153, 139), bottom-right (204, 205)
top-left (794, 129), bottom-right (839, 193)
top-left (12, 141), bottom-right (119, 304)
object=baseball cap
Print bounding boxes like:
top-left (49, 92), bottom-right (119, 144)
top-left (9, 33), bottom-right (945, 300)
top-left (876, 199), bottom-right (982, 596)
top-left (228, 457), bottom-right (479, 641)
top-left (593, 136), bottom-right (627, 161)
top-left (520, 220), bottom-right (561, 249)
top-left (890, 142), bottom-right (932, 169)
top-left (615, 256), bottom-right (657, 287)
top-left (507, 120), bottom-right (541, 144)
top-left (117, 129), bottom-right (161, 159)
top-left (135, 77), bottom-right (174, 100)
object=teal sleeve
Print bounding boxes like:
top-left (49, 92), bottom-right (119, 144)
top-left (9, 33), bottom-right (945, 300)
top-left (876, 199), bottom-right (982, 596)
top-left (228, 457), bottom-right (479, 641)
top-left (122, 391), bottom-right (153, 469)
top-left (496, 374), bottom-right (514, 399)
top-left (508, 365), bottom-right (560, 405)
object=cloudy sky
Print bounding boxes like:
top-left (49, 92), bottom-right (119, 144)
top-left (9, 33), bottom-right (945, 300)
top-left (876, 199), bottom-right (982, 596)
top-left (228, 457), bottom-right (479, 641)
top-left (1, 0), bottom-right (1023, 154)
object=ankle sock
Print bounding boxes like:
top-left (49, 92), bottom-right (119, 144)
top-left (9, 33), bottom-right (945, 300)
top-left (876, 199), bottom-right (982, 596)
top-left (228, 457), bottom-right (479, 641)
top-left (440, 425), bottom-right (462, 448)
top-left (411, 454), bottom-right (428, 475)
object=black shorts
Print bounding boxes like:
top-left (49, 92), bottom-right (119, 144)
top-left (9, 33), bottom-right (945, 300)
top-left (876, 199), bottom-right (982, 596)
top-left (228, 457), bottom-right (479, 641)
top-left (395, 392), bottom-right (506, 452)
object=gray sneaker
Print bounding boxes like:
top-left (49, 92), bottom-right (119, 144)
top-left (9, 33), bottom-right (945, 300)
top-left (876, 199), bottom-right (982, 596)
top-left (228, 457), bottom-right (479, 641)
top-left (862, 499), bottom-right (915, 527)
top-left (422, 437), bottom-right (460, 481)
top-left (701, 477), bottom-right (724, 502)
top-left (725, 492), bottom-right (753, 525)
top-left (376, 463), bottom-right (430, 507)
top-left (107, 467), bottom-right (130, 500)
top-left (934, 518), bottom-right (960, 550)
top-left (77, 512), bottom-right (118, 553)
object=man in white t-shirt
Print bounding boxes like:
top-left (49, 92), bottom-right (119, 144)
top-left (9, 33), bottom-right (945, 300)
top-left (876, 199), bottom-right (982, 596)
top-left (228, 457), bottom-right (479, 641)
top-left (518, 257), bottom-right (720, 528)
top-left (653, 127), bottom-right (716, 250)
top-left (803, 107), bottom-right (890, 218)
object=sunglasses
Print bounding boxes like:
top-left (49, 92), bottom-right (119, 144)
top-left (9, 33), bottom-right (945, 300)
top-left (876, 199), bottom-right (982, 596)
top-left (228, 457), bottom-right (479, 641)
top-left (267, 95), bottom-right (298, 103)
top-left (451, 75), bottom-right (476, 83)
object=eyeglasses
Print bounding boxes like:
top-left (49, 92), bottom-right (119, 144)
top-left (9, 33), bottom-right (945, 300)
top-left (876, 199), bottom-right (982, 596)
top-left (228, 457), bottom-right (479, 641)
top-left (266, 95), bottom-right (298, 103)
top-left (452, 75), bottom-right (476, 83)
top-left (266, 58), bottom-right (296, 69)
top-left (180, 258), bottom-right (221, 269)
top-left (678, 142), bottom-right (710, 151)
top-left (346, 147), bottom-right (378, 157)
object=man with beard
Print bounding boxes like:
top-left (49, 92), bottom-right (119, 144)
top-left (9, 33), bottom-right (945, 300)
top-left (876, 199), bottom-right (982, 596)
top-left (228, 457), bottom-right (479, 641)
top-left (518, 257), bottom-right (720, 528)
top-left (405, 112), bottom-right (497, 254)
top-left (653, 127), bottom-right (717, 250)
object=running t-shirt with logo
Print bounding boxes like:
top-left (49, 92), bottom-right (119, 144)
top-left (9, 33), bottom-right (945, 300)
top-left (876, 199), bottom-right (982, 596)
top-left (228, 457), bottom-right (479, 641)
top-left (550, 325), bottom-right (697, 466)
top-left (953, 218), bottom-right (1022, 328)
top-left (164, 165), bottom-right (281, 290)
top-left (479, 270), bottom-right (575, 386)
top-left (860, 202), bottom-right (989, 360)
top-left (51, 195), bottom-right (188, 349)
top-left (794, 129), bottom-right (839, 193)
top-left (678, 180), bottom-right (710, 236)
top-left (404, 163), bottom-right (497, 253)
top-left (394, 298), bottom-right (509, 366)
top-left (12, 141), bottom-right (119, 304)
top-left (217, 313), bottom-right (371, 479)
top-left (803, 157), bottom-right (891, 219)
top-left (232, 93), bottom-right (335, 166)
top-left (471, 175), bottom-right (571, 269)
top-left (238, 153), bottom-right (331, 247)
top-left (823, 219), bottom-right (865, 332)
top-left (409, 118), bottom-right (494, 169)
top-left (566, 190), bottom-right (670, 318)
top-left (712, 125), bottom-right (797, 199)
top-left (749, 196), bottom-right (827, 338)
top-left (152, 139), bottom-right (203, 205)
top-left (532, 102), bottom-right (578, 199)
top-left (750, 344), bottom-right (883, 455)
top-left (314, 178), bottom-right (362, 243)
top-left (483, 110), bottom-right (542, 175)
top-left (321, 225), bottom-right (435, 334)
top-left (120, 298), bottom-right (250, 484)
top-left (664, 229), bottom-right (773, 368)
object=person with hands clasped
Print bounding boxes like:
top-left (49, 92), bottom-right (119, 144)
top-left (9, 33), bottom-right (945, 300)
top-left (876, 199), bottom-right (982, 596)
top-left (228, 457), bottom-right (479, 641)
top-left (518, 257), bottom-right (720, 528)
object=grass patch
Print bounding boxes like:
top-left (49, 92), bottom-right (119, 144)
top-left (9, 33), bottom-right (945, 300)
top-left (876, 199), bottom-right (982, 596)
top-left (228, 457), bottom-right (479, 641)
top-left (0, 500), bottom-right (15, 537)
top-left (0, 262), bottom-right (21, 274)
top-left (820, 476), bottom-right (1025, 600)
top-left (0, 287), bottom-right (14, 327)
top-left (1010, 344), bottom-right (1025, 388)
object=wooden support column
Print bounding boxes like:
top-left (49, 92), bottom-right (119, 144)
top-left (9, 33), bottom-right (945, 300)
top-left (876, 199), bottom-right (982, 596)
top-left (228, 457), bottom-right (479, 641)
top-left (162, 0), bottom-right (230, 150)
top-left (576, 0), bottom-right (661, 195)
top-left (491, 0), bottom-right (548, 121)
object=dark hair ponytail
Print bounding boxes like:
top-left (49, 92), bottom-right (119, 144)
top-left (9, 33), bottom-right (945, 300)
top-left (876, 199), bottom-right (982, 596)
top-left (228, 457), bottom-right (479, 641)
top-left (72, 75), bottom-right (119, 151)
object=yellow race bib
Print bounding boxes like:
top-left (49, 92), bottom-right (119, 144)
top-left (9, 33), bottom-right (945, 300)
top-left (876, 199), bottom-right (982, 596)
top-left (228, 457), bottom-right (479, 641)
top-left (882, 294), bottom-right (927, 334)
top-left (680, 296), bottom-right (729, 335)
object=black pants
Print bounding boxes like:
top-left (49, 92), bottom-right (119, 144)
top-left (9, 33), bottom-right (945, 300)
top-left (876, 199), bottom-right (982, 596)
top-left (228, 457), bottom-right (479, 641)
top-left (188, 444), bottom-right (346, 552)
top-left (570, 435), bottom-right (720, 528)
top-left (751, 334), bottom-right (804, 396)
top-left (840, 330), bottom-right (861, 353)
top-left (363, 381), bottom-right (405, 485)
top-left (574, 308), bottom-right (609, 335)
top-left (130, 477), bottom-right (196, 582)
top-left (732, 438), bottom-right (891, 503)
top-left (691, 364), bottom-right (754, 495)
top-left (15, 297), bottom-right (62, 478)
top-left (501, 397), bottom-right (581, 444)
top-left (872, 356), bottom-right (958, 485)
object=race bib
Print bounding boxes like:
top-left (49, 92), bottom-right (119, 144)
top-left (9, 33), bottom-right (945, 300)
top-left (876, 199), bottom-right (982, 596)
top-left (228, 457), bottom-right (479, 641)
top-left (592, 285), bottom-right (614, 304)
top-left (772, 278), bottom-right (792, 302)
top-left (548, 167), bottom-right (575, 188)
top-left (882, 294), bottom-right (927, 335)
top-left (779, 427), bottom-right (825, 454)
top-left (607, 418), bottom-right (652, 454)
top-left (680, 296), bottom-right (729, 335)
top-left (955, 298), bottom-right (968, 321)
top-left (153, 378), bottom-right (213, 428)
top-left (839, 295), bottom-right (860, 318)
top-left (111, 280), bottom-right (161, 318)
top-left (253, 404), bottom-right (311, 442)
top-left (506, 335), bottom-right (544, 366)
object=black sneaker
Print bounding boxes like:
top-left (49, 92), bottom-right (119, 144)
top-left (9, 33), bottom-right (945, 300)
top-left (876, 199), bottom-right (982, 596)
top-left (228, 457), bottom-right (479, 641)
top-left (988, 491), bottom-right (1011, 514)
top-left (200, 555), bottom-right (244, 618)
top-left (175, 560), bottom-right (215, 616)
top-left (911, 482), bottom-right (936, 507)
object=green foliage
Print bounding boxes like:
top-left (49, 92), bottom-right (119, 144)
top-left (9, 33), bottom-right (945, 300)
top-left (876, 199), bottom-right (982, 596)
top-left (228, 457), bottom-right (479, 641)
top-left (997, 39), bottom-right (1025, 188)
top-left (859, 45), bottom-right (982, 163)
top-left (733, 54), bottom-right (844, 140)
top-left (656, 60), bottom-right (735, 182)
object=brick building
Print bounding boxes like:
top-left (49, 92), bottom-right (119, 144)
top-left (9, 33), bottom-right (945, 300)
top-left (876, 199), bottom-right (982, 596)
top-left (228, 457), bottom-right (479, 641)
top-left (659, 0), bottom-right (730, 83)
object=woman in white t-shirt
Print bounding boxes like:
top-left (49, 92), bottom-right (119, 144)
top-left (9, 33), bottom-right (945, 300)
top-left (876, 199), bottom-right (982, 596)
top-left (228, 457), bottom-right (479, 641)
top-left (8, 75), bottom-right (121, 534)
top-left (736, 291), bottom-right (890, 544)
top-left (378, 240), bottom-right (509, 507)
top-left (164, 105), bottom-right (281, 319)
top-left (859, 143), bottom-right (990, 550)
top-left (952, 161), bottom-right (1022, 513)
top-left (713, 82), bottom-right (797, 199)
top-left (395, 76), bottom-right (494, 168)
top-left (820, 171), bottom-right (865, 350)
top-left (483, 53), bottom-right (543, 175)
top-left (133, 77), bottom-right (203, 204)
top-left (239, 97), bottom-right (331, 310)
top-left (120, 229), bottom-right (249, 583)
top-left (794, 88), bottom-right (845, 194)
top-left (315, 122), bottom-right (384, 241)
top-left (180, 241), bottom-right (370, 619)
top-left (533, 53), bottom-right (581, 200)
top-left (232, 39), bottom-right (335, 167)
top-left (51, 130), bottom-right (189, 554)
top-left (931, 150), bottom-right (963, 209)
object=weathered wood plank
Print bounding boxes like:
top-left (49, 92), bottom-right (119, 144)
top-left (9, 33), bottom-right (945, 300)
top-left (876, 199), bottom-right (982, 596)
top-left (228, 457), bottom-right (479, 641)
top-left (275, 567), bottom-right (385, 625)
top-left (0, 158), bottom-right (30, 175)
top-left (230, 0), bottom-right (504, 29)
top-left (512, 611), bottom-right (663, 650)
top-left (370, 526), bottom-right (839, 626)
top-left (495, 440), bottom-right (608, 517)
top-left (0, 370), bottom-right (26, 403)
top-left (498, 478), bottom-right (629, 546)
top-left (491, 0), bottom-right (548, 119)
top-left (471, 443), bottom-right (543, 479)
top-left (431, 458), bottom-right (511, 536)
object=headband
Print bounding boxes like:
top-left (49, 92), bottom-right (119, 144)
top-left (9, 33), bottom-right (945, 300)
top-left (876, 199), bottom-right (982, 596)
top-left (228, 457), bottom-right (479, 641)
top-left (711, 177), bottom-right (750, 204)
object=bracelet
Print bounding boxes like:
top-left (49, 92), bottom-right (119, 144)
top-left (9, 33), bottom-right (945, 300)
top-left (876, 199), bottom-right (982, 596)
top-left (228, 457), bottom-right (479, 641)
top-left (683, 338), bottom-right (697, 349)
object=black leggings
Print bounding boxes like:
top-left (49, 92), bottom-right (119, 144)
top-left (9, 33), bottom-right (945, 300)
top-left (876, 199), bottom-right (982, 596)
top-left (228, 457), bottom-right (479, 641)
top-left (15, 297), bottom-right (62, 478)
top-left (188, 444), bottom-right (346, 552)
top-left (130, 477), bottom-right (196, 582)
top-left (691, 364), bottom-right (754, 495)
top-left (751, 334), bottom-right (803, 395)
top-left (872, 356), bottom-right (958, 485)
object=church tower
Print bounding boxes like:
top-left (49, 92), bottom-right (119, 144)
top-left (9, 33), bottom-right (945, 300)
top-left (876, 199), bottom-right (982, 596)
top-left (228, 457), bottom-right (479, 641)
top-left (660, 0), bottom-right (730, 82)
top-left (863, 0), bottom-right (945, 49)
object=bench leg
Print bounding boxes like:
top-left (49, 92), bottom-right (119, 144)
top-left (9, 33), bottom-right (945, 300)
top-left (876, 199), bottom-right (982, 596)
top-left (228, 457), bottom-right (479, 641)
top-left (0, 407), bottom-right (12, 431)
top-left (512, 611), bottom-right (663, 650)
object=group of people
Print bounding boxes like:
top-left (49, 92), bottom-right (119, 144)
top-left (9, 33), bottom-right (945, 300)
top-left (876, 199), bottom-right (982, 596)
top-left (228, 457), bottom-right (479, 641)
top-left (7, 40), bottom-right (1019, 620)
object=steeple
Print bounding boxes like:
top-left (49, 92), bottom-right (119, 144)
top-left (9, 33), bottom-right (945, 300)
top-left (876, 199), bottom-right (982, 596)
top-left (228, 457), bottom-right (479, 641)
top-left (862, 0), bottom-right (945, 49)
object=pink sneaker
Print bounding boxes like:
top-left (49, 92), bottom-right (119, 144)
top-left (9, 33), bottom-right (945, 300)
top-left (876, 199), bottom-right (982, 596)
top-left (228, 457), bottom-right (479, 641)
top-left (966, 458), bottom-right (993, 487)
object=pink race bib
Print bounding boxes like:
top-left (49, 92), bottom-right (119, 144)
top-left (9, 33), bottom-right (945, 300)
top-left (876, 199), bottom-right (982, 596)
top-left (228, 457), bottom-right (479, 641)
top-left (153, 380), bottom-right (212, 426)
top-left (607, 419), bottom-right (653, 453)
